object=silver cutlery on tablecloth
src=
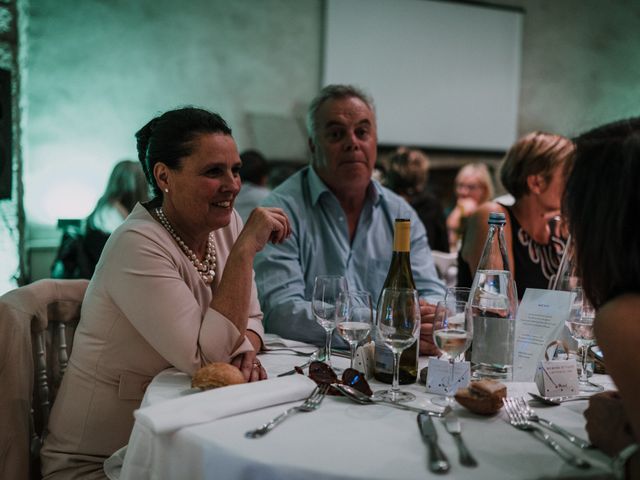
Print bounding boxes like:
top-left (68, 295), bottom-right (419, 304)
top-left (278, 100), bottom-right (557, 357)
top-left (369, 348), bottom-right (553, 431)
top-left (245, 384), bottom-right (329, 438)
top-left (503, 398), bottom-right (590, 469)
top-left (334, 383), bottom-right (450, 417)
top-left (515, 397), bottom-right (591, 449)
top-left (528, 392), bottom-right (592, 405)
top-left (417, 412), bottom-right (450, 473)
top-left (444, 413), bottom-right (478, 467)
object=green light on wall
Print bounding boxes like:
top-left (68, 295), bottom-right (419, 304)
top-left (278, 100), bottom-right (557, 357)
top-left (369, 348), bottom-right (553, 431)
top-left (26, 164), bottom-right (103, 226)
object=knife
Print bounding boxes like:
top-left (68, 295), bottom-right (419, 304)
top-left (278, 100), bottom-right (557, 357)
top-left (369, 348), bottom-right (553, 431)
top-left (417, 412), bottom-right (450, 473)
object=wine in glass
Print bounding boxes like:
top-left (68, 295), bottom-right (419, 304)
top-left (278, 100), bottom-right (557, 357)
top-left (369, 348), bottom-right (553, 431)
top-left (312, 275), bottom-right (348, 367)
top-left (432, 300), bottom-right (473, 406)
top-left (566, 288), bottom-right (604, 393)
top-left (336, 290), bottom-right (373, 369)
top-left (374, 287), bottom-right (420, 403)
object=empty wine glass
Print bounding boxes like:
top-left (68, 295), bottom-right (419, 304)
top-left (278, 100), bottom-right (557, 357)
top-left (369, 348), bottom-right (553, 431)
top-left (336, 290), bottom-right (373, 369)
top-left (566, 288), bottom-right (604, 393)
top-left (374, 287), bottom-right (420, 403)
top-left (312, 275), bottom-right (348, 367)
top-left (432, 300), bottom-right (473, 407)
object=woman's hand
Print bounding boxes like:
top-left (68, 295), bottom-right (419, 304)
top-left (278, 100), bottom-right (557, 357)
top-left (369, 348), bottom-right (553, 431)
top-left (584, 390), bottom-right (635, 456)
top-left (231, 348), bottom-right (267, 383)
top-left (237, 207), bottom-right (291, 254)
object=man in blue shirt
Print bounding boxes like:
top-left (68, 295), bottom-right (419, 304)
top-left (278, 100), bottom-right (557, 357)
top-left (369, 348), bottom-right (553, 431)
top-left (254, 84), bottom-right (445, 355)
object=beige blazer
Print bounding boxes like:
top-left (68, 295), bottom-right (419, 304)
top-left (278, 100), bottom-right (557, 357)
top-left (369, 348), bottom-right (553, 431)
top-left (41, 204), bottom-right (264, 479)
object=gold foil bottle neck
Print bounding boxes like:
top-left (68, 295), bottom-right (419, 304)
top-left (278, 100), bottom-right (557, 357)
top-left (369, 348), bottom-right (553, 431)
top-left (393, 219), bottom-right (411, 252)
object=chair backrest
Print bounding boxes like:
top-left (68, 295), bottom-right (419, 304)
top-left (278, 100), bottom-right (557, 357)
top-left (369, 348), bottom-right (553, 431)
top-left (431, 250), bottom-right (459, 288)
top-left (0, 279), bottom-right (89, 480)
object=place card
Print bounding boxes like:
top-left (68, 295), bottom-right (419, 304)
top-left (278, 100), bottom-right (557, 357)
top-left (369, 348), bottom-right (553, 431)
top-left (534, 359), bottom-right (579, 397)
top-left (426, 357), bottom-right (471, 395)
top-left (353, 342), bottom-right (375, 379)
top-left (513, 289), bottom-right (574, 381)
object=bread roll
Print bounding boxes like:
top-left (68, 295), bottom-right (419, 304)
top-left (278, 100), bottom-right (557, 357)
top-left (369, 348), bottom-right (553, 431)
top-left (455, 379), bottom-right (507, 415)
top-left (191, 363), bottom-right (245, 390)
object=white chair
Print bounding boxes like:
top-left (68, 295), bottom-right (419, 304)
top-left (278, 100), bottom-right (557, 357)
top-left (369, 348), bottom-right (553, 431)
top-left (431, 250), bottom-right (458, 288)
top-left (0, 279), bottom-right (89, 480)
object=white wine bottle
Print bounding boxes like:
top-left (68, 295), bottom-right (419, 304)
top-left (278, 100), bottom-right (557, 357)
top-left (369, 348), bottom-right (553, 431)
top-left (374, 218), bottom-right (419, 384)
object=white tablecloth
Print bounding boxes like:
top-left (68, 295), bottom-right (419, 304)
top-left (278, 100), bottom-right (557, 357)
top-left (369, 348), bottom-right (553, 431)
top-left (116, 344), bottom-right (614, 480)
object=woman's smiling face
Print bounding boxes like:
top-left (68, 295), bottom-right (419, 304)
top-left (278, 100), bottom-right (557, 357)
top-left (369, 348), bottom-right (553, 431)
top-left (161, 133), bottom-right (242, 236)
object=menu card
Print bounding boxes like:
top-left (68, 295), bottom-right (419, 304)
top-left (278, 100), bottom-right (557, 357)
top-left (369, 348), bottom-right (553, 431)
top-left (513, 288), bottom-right (574, 381)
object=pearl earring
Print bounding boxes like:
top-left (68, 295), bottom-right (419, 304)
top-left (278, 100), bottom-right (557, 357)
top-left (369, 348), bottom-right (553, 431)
top-left (164, 188), bottom-right (169, 193)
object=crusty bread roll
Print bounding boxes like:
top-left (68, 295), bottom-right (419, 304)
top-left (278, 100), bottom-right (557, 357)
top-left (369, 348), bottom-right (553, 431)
top-left (191, 363), bottom-right (245, 390)
top-left (455, 379), bottom-right (507, 415)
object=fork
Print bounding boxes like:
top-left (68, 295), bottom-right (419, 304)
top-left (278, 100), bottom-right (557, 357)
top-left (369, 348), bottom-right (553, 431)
top-left (515, 397), bottom-right (591, 449)
top-left (503, 398), bottom-right (590, 469)
top-left (444, 413), bottom-right (478, 467)
top-left (245, 384), bottom-right (329, 438)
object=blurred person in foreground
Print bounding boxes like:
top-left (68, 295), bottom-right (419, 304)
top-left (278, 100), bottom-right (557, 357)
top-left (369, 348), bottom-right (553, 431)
top-left (254, 84), bottom-right (445, 354)
top-left (446, 162), bottom-right (494, 251)
top-left (51, 160), bottom-right (149, 279)
top-left (234, 149), bottom-right (271, 222)
top-left (458, 132), bottom-right (574, 298)
top-left (41, 107), bottom-right (290, 479)
top-left (384, 148), bottom-right (449, 252)
top-left (566, 118), bottom-right (640, 479)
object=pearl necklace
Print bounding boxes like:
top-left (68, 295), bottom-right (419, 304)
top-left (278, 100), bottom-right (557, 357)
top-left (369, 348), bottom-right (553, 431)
top-left (155, 207), bottom-right (217, 284)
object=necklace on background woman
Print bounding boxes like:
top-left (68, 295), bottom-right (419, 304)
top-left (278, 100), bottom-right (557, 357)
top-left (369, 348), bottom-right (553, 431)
top-left (155, 207), bottom-right (217, 284)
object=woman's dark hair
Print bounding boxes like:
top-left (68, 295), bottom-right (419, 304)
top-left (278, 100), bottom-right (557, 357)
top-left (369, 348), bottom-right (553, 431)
top-left (135, 107), bottom-right (232, 198)
top-left (564, 117), bottom-right (640, 308)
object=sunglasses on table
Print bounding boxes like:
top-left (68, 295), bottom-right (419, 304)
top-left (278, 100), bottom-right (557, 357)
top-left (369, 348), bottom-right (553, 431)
top-left (305, 361), bottom-right (373, 397)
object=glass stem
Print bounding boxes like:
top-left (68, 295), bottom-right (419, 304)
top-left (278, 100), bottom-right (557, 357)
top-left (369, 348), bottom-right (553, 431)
top-left (579, 343), bottom-right (589, 382)
top-left (391, 351), bottom-right (401, 396)
top-left (349, 342), bottom-right (357, 369)
top-left (448, 358), bottom-right (455, 401)
top-left (325, 329), bottom-right (333, 365)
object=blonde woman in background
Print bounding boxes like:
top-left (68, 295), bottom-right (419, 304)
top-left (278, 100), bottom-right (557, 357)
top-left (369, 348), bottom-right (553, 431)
top-left (446, 162), bottom-right (494, 251)
top-left (457, 132), bottom-right (574, 298)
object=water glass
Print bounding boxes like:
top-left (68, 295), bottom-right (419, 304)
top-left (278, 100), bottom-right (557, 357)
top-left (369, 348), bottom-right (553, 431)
top-left (312, 275), bottom-right (348, 367)
top-left (336, 290), bottom-right (373, 369)
top-left (566, 288), bottom-right (604, 393)
top-left (432, 300), bottom-right (473, 407)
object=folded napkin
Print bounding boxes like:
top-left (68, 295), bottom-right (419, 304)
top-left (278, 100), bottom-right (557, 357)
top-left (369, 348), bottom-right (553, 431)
top-left (134, 374), bottom-right (317, 435)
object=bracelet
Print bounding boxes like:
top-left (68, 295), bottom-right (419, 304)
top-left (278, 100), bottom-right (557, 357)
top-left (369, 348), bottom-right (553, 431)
top-left (613, 443), bottom-right (639, 480)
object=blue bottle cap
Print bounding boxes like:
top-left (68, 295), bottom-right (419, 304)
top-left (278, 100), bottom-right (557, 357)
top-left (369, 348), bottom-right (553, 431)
top-left (488, 212), bottom-right (506, 224)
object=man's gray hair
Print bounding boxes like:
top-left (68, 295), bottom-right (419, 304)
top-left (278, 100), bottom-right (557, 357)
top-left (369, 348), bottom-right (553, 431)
top-left (306, 84), bottom-right (376, 143)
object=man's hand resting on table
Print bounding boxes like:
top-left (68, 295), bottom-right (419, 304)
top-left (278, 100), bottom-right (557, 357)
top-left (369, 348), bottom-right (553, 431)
top-left (419, 299), bottom-right (439, 356)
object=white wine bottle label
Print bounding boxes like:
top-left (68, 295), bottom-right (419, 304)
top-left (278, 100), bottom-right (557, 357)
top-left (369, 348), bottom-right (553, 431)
top-left (374, 342), bottom-right (395, 374)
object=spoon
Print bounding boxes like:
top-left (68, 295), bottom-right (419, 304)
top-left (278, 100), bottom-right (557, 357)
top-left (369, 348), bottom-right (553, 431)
top-left (528, 392), bottom-right (593, 405)
top-left (334, 384), bottom-right (450, 417)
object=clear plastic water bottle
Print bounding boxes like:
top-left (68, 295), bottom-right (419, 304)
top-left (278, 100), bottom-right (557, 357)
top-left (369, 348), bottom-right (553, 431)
top-left (469, 212), bottom-right (518, 380)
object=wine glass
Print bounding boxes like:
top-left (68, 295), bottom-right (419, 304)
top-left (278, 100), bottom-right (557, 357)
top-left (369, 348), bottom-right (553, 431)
top-left (445, 287), bottom-right (471, 304)
top-left (312, 275), bottom-right (348, 367)
top-left (566, 288), bottom-right (604, 393)
top-left (336, 290), bottom-right (373, 369)
top-left (432, 300), bottom-right (473, 407)
top-left (374, 287), bottom-right (420, 403)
